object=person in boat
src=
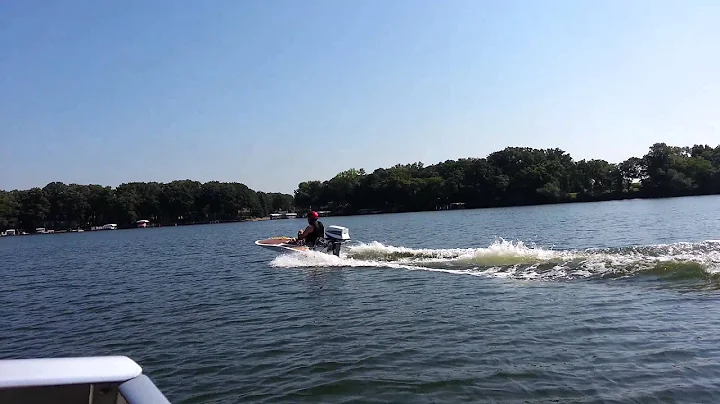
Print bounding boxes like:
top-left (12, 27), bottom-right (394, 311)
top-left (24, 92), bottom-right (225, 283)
top-left (293, 211), bottom-right (325, 247)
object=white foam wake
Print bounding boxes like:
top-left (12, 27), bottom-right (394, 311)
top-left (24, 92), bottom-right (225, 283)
top-left (345, 239), bottom-right (572, 264)
top-left (269, 249), bottom-right (389, 268)
top-left (268, 239), bottom-right (720, 283)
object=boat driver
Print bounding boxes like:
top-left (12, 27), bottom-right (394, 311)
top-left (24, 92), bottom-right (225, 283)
top-left (293, 211), bottom-right (324, 247)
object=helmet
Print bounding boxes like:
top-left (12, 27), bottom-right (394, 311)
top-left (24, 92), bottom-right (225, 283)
top-left (308, 211), bottom-right (319, 219)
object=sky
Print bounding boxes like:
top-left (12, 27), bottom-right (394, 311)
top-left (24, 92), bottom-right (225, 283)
top-left (1, 0), bottom-right (719, 194)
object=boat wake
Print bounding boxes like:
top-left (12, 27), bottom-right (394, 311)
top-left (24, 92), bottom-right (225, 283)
top-left (269, 239), bottom-right (720, 285)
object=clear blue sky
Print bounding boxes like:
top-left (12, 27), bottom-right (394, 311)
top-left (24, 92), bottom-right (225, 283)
top-left (2, 0), bottom-right (719, 194)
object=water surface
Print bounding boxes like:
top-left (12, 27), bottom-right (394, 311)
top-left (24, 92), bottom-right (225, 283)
top-left (2, 196), bottom-right (720, 403)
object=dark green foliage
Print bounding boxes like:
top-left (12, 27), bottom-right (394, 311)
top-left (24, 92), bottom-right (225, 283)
top-left (3, 142), bottom-right (719, 231)
top-left (0, 191), bottom-right (19, 229)
top-left (0, 180), bottom-right (292, 232)
top-left (293, 143), bottom-right (720, 213)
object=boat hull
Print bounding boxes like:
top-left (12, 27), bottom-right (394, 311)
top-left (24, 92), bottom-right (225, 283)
top-left (255, 237), bottom-right (311, 253)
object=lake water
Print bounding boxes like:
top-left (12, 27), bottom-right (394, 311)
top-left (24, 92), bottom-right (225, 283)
top-left (2, 196), bottom-right (720, 403)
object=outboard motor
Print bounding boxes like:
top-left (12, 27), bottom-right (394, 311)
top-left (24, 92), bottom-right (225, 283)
top-left (324, 225), bottom-right (351, 256)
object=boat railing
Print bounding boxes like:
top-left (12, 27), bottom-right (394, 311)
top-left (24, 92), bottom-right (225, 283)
top-left (0, 356), bottom-right (171, 404)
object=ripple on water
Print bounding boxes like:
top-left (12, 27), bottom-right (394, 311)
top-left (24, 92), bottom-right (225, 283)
top-left (3, 205), bottom-right (720, 403)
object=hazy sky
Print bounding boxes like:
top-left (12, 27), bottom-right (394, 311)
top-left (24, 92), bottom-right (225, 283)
top-left (2, 0), bottom-right (719, 194)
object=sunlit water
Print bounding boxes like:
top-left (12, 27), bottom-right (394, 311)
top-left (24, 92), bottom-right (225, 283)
top-left (2, 196), bottom-right (720, 403)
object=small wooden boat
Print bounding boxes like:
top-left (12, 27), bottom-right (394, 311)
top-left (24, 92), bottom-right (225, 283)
top-left (255, 226), bottom-right (351, 256)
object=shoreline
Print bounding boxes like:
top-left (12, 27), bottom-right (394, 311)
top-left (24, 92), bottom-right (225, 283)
top-left (1, 216), bottom-right (274, 236)
top-left (314, 191), bottom-right (720, 218)
top-left (4, 193), bottom-right (718, 236)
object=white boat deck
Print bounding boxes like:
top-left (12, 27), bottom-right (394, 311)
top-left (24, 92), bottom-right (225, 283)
top-left (0, 356), bottom-right (169, 403)
top-left (0, 356), bottom-right (142, 388)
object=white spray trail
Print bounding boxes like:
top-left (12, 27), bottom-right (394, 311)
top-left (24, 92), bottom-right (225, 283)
top-left (268, 239), bottom-right (720, 282)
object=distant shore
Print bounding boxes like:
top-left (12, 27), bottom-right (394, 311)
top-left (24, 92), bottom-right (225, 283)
top-left (243, 217), bottom-right (270, 222)
top-left (0, 181), bottom-right (294, 235)
top-left (3, 142), bottom-right (719, 235)
top-left (5, 193), bottom-right (720, 237)
top-left (302, 191), bottom-right (720, 219)
top-left (0, 216), bottom-right (276, 236)
top-left (292, 143), bottom-right (720, 218)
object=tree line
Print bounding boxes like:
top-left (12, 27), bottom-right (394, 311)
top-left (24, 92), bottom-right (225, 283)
top-left (3, 142), bottom-right (719, 232)
top-left (0, 180), bottom-right (293, 232)
top-left (293, 143), bottom-right (720, 213)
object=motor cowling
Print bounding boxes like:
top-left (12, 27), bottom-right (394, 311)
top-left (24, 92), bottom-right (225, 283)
top-left (325, 225), bottom-right (350, 242)
top-left (324, 225), bottom-right (350, 256)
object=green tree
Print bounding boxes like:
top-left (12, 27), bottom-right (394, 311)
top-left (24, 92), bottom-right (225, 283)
top-left (160, 180), bottom-right (202, 222)
top-left (0, 191), bottom-right (19, 229)
top-left (86, 185), bottom-right (115, 226)
top-left (13, 188), bottom-right (50, 231)
top-left (290, 142), bottom-right (720, 214)
top-left (617, 157), bottom-right (642, 192)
